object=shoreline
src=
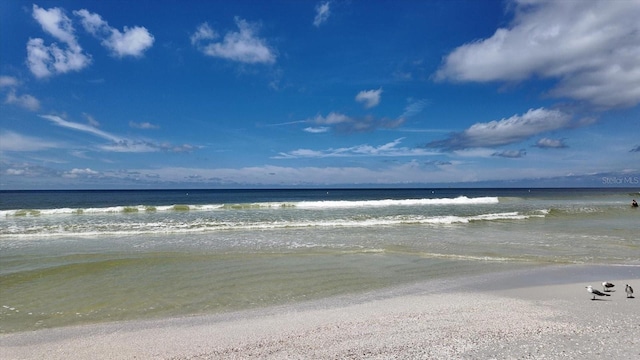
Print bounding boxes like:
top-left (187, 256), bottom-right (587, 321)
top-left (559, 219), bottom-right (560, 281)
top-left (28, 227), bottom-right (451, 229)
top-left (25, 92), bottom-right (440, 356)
top-left (2, 264), bottom-right (639, 359)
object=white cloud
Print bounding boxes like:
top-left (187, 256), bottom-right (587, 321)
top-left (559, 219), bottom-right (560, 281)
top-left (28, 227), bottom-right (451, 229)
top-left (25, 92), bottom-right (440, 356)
top-left (435, 0), bottom-right (640, 109)
top-left (38, 114), bottom-right (194, 153)
top-left (28, 5), bottom-right (91, 78)
top-left (190, 23), bottom-right (217, 45)
top-left (355, 88), bottom-right (382, 108)
top-left (5, 91), bottom-right (40, 111)
top-left (302, 111), bottom-right (404, 134)
top-left (74, 9), bottom-right (154, 58)
top-left (313, 2), bottom-right (331, 27)
top-left (275, 138), bottom-right (437, 159)
top-left (0, 130), bottom-right (60, 151)
top-left (311, 112), bottom-right (351, 125)
top-left (32, 5), bottom-right (77, 44)
top-left (129, 121), bottom-right (160, 129)
top-left (191, 18), bottom-right (276, 64)
top-left (492, 149), bottom-right (526, 158)
top-left (427, 108), bottom-right (572, 150)
top-left (535, 137), bottom-right (567, 149)
top-left (0, 76), bottom-right (19, 87)
top-left (401, 98), bottom-right (429, 118)
top-left (64, 167), bottom-right (99, 178)
top-left (40, 114), bottom-right (121, 142)
top-left (83, 113), bottom-right (100, 127)
top-left (303, 126), bottom-right (330, 133)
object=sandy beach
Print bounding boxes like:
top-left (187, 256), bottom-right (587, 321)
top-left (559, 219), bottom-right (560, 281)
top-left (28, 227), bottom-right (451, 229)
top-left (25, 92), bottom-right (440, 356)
top-left (1, 265), bottom-right (638, 359)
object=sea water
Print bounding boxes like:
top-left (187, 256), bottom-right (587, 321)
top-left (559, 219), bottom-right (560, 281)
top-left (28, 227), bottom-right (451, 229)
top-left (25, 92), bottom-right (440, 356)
top-left (1, 188), bottom-right (638, 333)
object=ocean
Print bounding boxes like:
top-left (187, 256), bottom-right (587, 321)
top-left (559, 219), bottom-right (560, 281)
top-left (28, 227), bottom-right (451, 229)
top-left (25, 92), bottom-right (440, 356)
top-left (1, 188), bottom-right (638, 333)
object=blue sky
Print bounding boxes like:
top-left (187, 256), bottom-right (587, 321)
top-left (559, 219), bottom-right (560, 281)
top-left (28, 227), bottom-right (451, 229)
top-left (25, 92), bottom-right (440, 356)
top-left (1, 0), bottom-right (639, 189)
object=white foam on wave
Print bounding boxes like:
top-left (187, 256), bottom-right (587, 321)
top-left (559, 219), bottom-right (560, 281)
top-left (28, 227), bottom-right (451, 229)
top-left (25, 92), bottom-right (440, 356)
top-left (0, 196), bottom-right (500, 218)
top-left (295, 196), bottom-right (499, 209)
top-left (1, 210), bottom-right (545, 239)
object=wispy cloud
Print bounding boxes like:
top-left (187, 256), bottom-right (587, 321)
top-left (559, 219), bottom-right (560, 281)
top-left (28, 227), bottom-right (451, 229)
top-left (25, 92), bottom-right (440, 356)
top-left (301, 112), bottom-right (404, 134)
top-left (0, 76), bottom-right (18, 87)
top-left (190, 23), bottom-right (217, 45)
top-left (427, 108), bottom-right (572, 150)
top-left (5, 90), bottom-right (40, 111)
top-left (27, 5), bottom-right (91, 78)
top-left (492, 149), bottom-right (526, 158)
top-left (129, 121), bottom-right (159, 129)
top-left (40, 114), bottom-right (121, 142)
top-left (274, 138), bottom-right (436, 159)
top-left (355, 88), bottom-right (382, 108)
top-left (401, 98), bottom-right (430, 118)
top-left (0, 130), bottom-right (61, 152)
top-left (1, 76), bottom-right (40, 111)
top-left (435, 0), bottom-right (640, 109)
top-left (63, 167), bottom-right (99, 178)
top-left (313, 2), bottom-right (331, 27)
top-left (310, 112), bottom-right (351, 125)
top-left (303, 126), bottom-right (330, 133)
top-left (74, 9), bottom-right (154, 58)
top-left (82, 113), bottom-right (100, 127)
top-left (191, 18), bottom-right (276, 64)
top-left (38, 114), bottom-right (193, 153)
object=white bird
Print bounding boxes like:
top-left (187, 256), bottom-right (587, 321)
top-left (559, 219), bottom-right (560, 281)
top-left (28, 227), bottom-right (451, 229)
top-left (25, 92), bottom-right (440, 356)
top-left (586, 285), bottom-right (611, 300)
top-left (602, 281), bottom-right (615, 292)
top-left (625, 284), bottom-right (634, 298)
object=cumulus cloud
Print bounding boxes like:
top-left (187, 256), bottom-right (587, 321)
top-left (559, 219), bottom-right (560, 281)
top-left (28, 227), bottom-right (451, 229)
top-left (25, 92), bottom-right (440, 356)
top-left (355, 88), bottom-right (382, 108)
top-left (426, 108), bottom-right (571, 150)
top-left (27, 5), bottom-right (91, 78)
top-left (191, 18), bottom-right (276, 64)
top-left (435, 0), bottom-right (640, 109)
top-left (313, 2), bottom-right (331, 27)
top-left (534, 137), bottom-right (567, 149)
top-left (74, 9), bottom-right (154, 57)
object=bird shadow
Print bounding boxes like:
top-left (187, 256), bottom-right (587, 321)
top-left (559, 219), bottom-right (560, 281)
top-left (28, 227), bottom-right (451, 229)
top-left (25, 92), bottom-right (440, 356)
top-left (590, 298), bottom-right (610, 301)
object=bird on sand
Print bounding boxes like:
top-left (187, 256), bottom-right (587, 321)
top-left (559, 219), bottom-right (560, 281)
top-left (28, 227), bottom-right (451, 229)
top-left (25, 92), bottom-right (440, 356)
top-left (625, 284), bottom-right (634, 298)
top-left (586, 285), bottom-right (611, 300)
top-left (602, 281), bottom-right (615, 292)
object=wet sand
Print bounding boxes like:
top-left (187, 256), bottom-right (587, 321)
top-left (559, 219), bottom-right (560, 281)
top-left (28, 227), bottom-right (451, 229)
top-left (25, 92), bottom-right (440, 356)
top-left (1, 265), bottom-right (638, 359)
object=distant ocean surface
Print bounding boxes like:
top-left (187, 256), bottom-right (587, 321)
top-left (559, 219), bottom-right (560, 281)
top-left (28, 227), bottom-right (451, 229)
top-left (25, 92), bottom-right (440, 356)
top-left (1, 188), bottom-right (639, 333)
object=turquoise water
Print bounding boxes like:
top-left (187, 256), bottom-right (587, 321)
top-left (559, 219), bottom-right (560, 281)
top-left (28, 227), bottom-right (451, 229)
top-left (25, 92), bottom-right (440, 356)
top-left (1, 188), bottom-right (638, 333)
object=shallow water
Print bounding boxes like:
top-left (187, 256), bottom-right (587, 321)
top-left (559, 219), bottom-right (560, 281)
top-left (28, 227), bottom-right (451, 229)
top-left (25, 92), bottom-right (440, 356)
top-left (1, 188), bottom-right (638, 332)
